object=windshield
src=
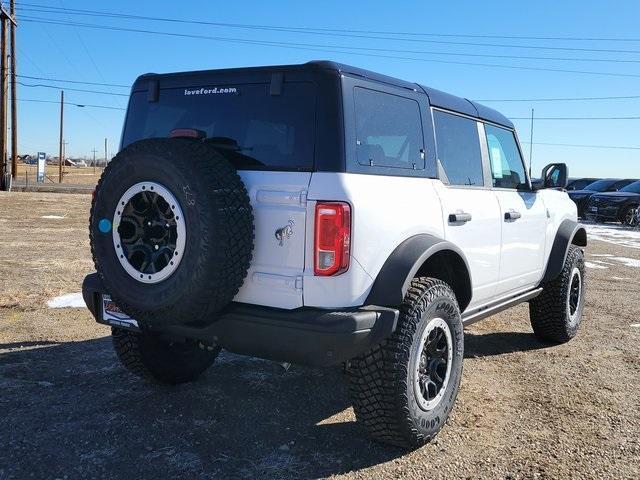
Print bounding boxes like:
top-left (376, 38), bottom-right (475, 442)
top-left (621, 181), bottom-right (640, 194)
top-left (583, 179), bottom-right (616, 192)
top-left (122, 82), bottom-right (317, 170)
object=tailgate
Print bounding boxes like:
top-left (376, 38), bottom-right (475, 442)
top-left (233, 171), bottom-right (311, 309)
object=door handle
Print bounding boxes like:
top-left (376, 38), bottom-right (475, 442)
top-left (448, 212), bottom-right (472, 223)
top-left (504, 210), bottom-right (522, 221)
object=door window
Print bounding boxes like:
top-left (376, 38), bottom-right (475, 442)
top-left (484, 125), bottom-right (527, 189)
top-left (433, 110), bottom-right (484, 186)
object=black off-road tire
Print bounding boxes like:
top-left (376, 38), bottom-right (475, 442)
top-left (529, 245), bottom-right (586, 343)
top-left (349, 278), bottom-right (464, 449)
top-left (112, 327), bottom-right (220, 384)
top-left (90, 138), bottom-right (253, 329)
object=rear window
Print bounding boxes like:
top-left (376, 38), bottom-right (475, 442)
top-left (353, 87), bottom-right (425, 170)
top-left (122, 82), bottom-right (317, 170)
top-left (584, 179), bottom-right (616, 192)
top-left (620, 180), bottom-right (640, 193)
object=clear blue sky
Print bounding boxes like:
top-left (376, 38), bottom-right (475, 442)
top-left (13, 0), bottom-right (640, 177)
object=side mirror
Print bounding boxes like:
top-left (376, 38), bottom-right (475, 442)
top-left (538, 163), bottom-right (568, 190)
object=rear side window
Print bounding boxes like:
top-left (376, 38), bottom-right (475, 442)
top-left (484, 124), bottom-right (527, 189)
top-left (122, 82), bottom-right (316, 170)
top-left (433, 110), bottom-right (484, 186)
top-left (354, 87), bottom-right (425, 169)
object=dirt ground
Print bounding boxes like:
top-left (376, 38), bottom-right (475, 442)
top-left (0, 191), bottom-right (638, 480)
top-left (14, 163), bottom-right (104, 186)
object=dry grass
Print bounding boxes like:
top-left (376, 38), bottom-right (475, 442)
top-left (15, 163), bottom-right (104, 186)
top-left (0, 191), bottom-right (94, 310)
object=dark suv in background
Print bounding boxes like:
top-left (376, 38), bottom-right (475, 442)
top-left (568, 178), bottom-right (637, 218)
top-left (585, 180), bottom-right (640, 225)
top-left (566, 178), bottom-right (598, 191)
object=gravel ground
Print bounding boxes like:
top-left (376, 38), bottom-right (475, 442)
top-left (0, 191), bottom-right (639, 479)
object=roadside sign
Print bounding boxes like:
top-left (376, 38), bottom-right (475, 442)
top-left (37, 152), bottom-right (46, 183)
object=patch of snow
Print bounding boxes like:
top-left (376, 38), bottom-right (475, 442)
top-left (610, 256), bottom-right (640, 268)
top-left (47, 292), bottom-right (85, 308)
top-left (41, 215), bottom-right (67, 219)
top-left (585, 224), bottom-right (640, 249)
top-left (592, 260), bottom-right (615, 266)
top-left (631, 324), bottom-right (640, 329)
top-left (590, 253), bottom-right (614, 257)
top-left (585, 261), bottom-right (607, 270)
top-left (610, 276), bottom-right (632, 281)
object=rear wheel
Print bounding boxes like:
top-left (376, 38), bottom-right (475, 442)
top-left (349, 278), bottom-right (464, 448)
top-left (621, 205), bottom-right (639, 227)
top-left (529, 245), bottom-right (586, 343)
top-left (112, 328), bottom-right (220, 384)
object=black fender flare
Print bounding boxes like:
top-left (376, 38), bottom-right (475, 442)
top-left (365, 234), bottom-right (472, 309)
top-left (541, 219), bottom-right (587, 283)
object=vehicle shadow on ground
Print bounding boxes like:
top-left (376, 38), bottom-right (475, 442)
top-left (0, 337), bottom-right (405, 479)
top-left (464, 331), bottom-right (549, 358)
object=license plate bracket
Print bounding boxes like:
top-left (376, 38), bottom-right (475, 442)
top-left (101, 295), bottom-right (140, 331)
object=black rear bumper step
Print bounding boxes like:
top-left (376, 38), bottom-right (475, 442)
top-left (82, 273), bottom-right (399, 367)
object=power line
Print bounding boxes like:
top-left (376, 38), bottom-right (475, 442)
top-left (18, 17), bottom-right (640, 79)
top-left (22, 11), bottom-right (640, 66)
top-left (15, 3), bottom-right (640, 47)
top-left (521, 141), bottom-right (640, 150)
top-left (19, 98), bottom-right (126, 110)
top-left (17, 74), bottom-right (129, 88)
top-left (57, 0), bottom-right (107, 83)
top-left (18, 80), bottom-right (129, 96)
top-left (476, 94), bottom-right (640, 102)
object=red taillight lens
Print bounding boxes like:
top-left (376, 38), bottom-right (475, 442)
top-left (314, 202), bottom-right (351, 276)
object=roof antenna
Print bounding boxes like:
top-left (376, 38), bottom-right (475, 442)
top-left (528, 108), bottom-right (534, 179)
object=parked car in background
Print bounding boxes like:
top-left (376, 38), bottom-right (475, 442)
top-left (531, 177), bottom-right (598, 192)
top-left (568, 178), bottom-right (637, 218)
top-left (566, 177), bottom-right (598, 191)
top-left (585, 180), bottom-right (640, 225)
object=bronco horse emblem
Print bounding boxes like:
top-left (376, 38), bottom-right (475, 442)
top-left (275, 220), bottom-right (295, 246)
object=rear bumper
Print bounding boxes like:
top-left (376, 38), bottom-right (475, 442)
top-left (82, 273), bottom-right (399, 367)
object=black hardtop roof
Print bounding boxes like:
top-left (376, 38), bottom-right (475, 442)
top-left (133, 60), bottom-right (513, 129)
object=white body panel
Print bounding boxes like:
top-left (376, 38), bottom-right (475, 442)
top-left (233, 171), bottom-right (311, 309)
top-left (303, 173), bottom-right (444, 308)
top-left (493, 190), bottom-right (548, 295)
top-left (233, 171), bottom-right (577, 313)
top-left (433, 183), bottom-right (501, 308)
top-left (538, 188), bottom-right (579, 278)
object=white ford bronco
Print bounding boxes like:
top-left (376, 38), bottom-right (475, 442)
top-left (83, 61), bottom-right (587, 448)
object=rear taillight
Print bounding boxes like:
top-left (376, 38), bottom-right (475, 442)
top-left (314, 202), bottom-right (351, 276)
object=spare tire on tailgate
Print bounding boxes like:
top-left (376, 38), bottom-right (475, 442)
top-left (90, 138), bottom-right (254, 329)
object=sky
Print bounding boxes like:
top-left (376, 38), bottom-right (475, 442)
top-left (12, 0), bottom-right (640, 177)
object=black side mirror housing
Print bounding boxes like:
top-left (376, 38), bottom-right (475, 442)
top-left (537, 163), bottom-right (568, 190)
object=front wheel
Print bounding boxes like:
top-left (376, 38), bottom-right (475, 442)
top-left (529, 245), bottom-right (586, 343)
top-left (349, 278), bottom-right (464, 448)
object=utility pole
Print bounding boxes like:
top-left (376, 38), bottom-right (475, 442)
top-left (9, 0), bottom-right (16, 180)
top-left (104, 137), bottom-right (108, 164)
top-left (91, 148), bottom-right (97, 174)
top-left (58, 90), bottom-right (64, 183)
top-left (0, 5), bottom-right (15, 190)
